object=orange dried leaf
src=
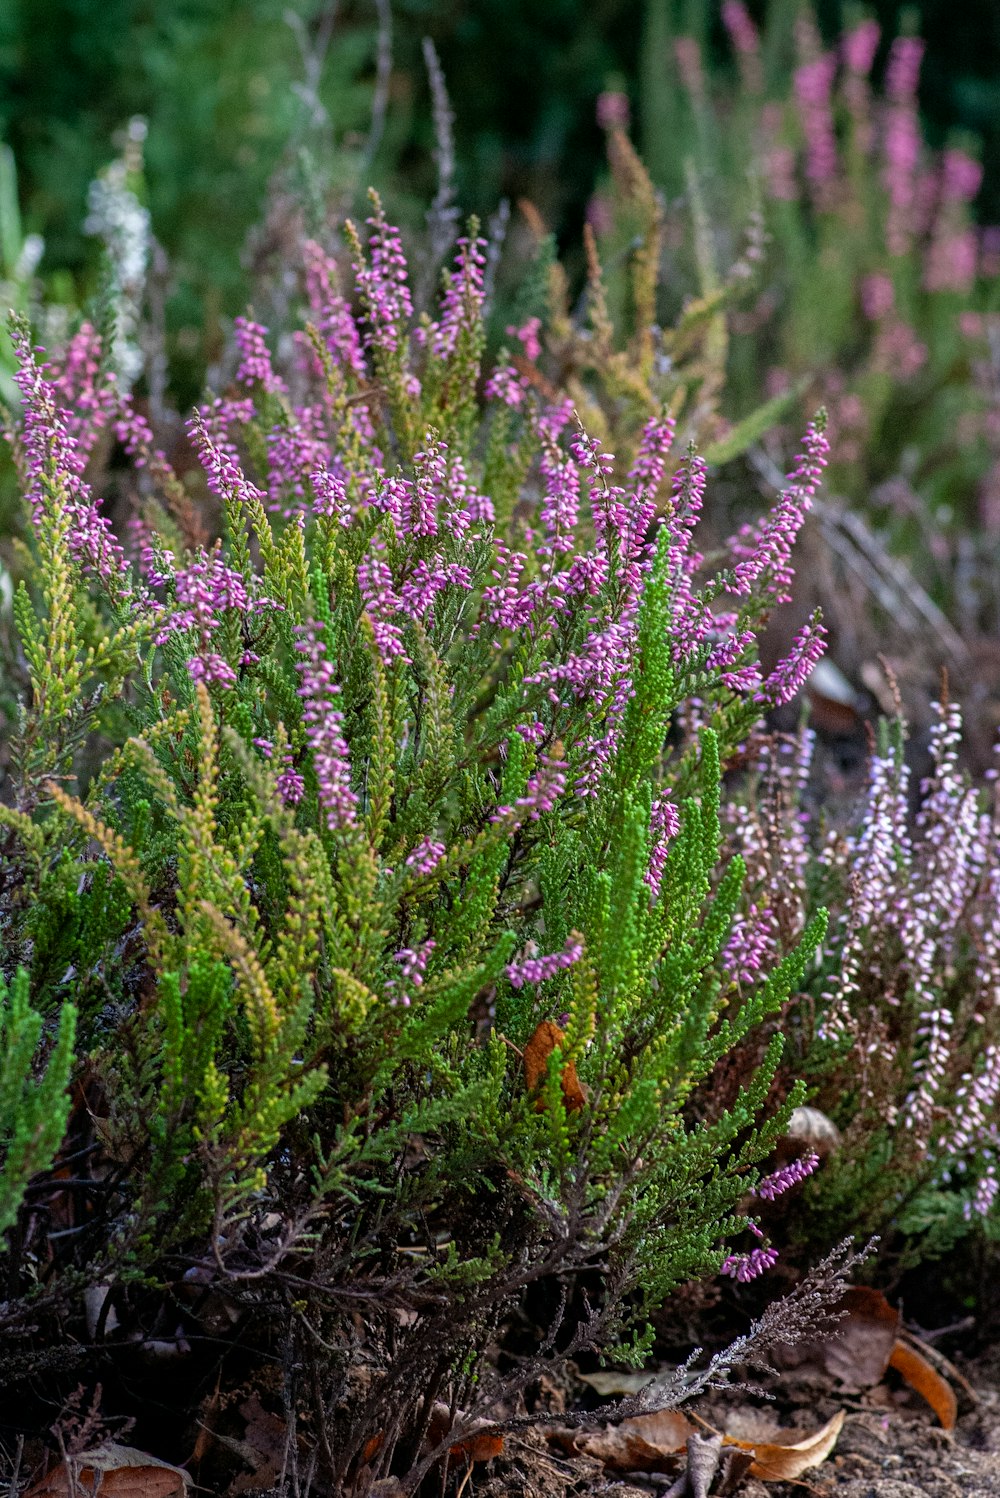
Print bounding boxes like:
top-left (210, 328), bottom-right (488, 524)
top-left (449, 1433), bottom-right (504, 1463)
top-left (27, 1445), bottom-right (189, 1496)
top-left (361, 1433), bottom-right (384, 1464)
top-left (725, 1409), bottom-right (845, 1481)
top-left (888, 1338), bottom-right (958, 1430)
top-left (523, 1020), bottom-right (586, 1112)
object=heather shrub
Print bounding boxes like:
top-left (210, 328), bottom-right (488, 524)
top-left (723, 700), bottom-right (1000, 1272)
top-left (0, 191), bottom-right (846, 1480)
top-left (602, 6), bottom-right (1000, 627)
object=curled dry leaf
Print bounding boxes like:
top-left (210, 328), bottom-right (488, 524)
top-left (522, 1020), bottom-right (587, 1112)
top-left (552, 1408), bottom-right (694, 1471)
top-left (726, 1409), bottom-right (846, 1482)
top-left (888, 1339), bottom-right (958, 1430)
top-left (549, 1405), bottom-right (845, 1483)
top-left (26, 1445), bottom-right (190, 1497)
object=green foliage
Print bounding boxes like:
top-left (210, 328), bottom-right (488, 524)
top-left (0, 968), bottom-right (76, 1237)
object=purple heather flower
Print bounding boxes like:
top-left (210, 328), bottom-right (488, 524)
top-left (387, 938), bottom-right (436, 1007)
top-left (10, 324), bottom-right (130, 592)
top-left (794, 54), bottom-right (839, 203)
top-left (645, 791), bottom-right (681, 899)
top-left (358, 543), bottom-right (409, 663)
top-left (405, 837), bottom-right (447, 876)
top-left (506, 316), bottom-right (542, 361)
top-left (301, 238), bottom-right (366, 377)
top-left (294, 620), bottom-right (359, 832)
top-left (353, 202), bottom-right (414, 356)
top-left (861, 273), bottom-right (895, 321)
top-left (842, 19), bottom-right (880, 76)
top-left (234, 316), bottom-right (287, 396)
top-left (507, 935), bottom-right (584, 989)
top-left (758, 611), bottom-right (827, 707)
top-left (721, 1244), bottom-right (780, 1282)
top-left (727, 420), bottom-right (829, 603)
top-left (432, 233), bottom-right (487, 360)
top-left (722, 903), bottom-right (778, 987)
top-left (755, 1151), bottom-right (820, 1201)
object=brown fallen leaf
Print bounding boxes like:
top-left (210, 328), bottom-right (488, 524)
top-left (27, 1445), bottom-right (189, 1496)
top-left (775, 1284), bottom-right (899, 1389)
top-left (523, 1020), bottom-right (586, 1112)
top-left (576, 1369), bottom-right (656, 1397)
top-left (888, 1338), bottom-right (958, 1430)
top-left (725, 1409), bottom-right (845, 1481)
top-left (551, 1408), bottom-right (694, 1471)
top-left (550, 1405), bottom-right (844, 1483)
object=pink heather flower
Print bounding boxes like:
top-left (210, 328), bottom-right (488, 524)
top-left (234, 316), bottom-right (286, 395)
top-left (276, 753), bottom-right (306, 806)
top-left (387, 938), bottom-right (436, 1006)
top-left (722, 903), bottom-right (778, 987)
top-left (312, 468), bottom-right (354, 527)
top-left (941, 149), bottom-right (983, 204)
top-left (645, 791), bottom-right (681, 900)
top-left (432, 232), bottom-right (487, 359)
top-left (506, 316), bottom-right (542, 361)
top-left (925, 228), bottom-right (978, 294)
top-left (294, 620), bottom-right (359, 832)
top-left (794, 54), bottom-right (838, 203)
top-left (266, 403), bottom-right (328, 511)
top-left (755, 1152), bottom-right (820, 1201)
top-left (45, 321), bottom-right (118, 456)
top-left (10, 324), bottom-right (129, 592)
top-left (721, 1244), bottom-right (780, 1282)
top-left (153, 548), bottom-right (281, 687)
top-left (758, 611), bottom-right (827, 707)
top-left (874, 320), bottom-right (928, 378)
top-left (484, 360), bottom-right (529, 408)
top-left (861, 272), bottom-right (895, 321)
top-left (722, 0), bottom-right (759, 58)
top-left (353, 205), bottom-right (413, 355)
top-left (842, 19), bottom-right (880, 76)
top-left (507, 936), bottom-right (584, 989)
top-left (886, 35), bottom-right (924, 104)
top-left (358, 543), bottom-right (409, 663)
top-left (882, 37), bottom-right (924, 255)
top-left (596, 90), bottom-right (630, 131)
top-left (727, 420), bottom-right (829, 603)
top-left (190, 403), bottom-right (268, 516)
top-left (405, 837), bottom-right (447, 876)
top-left (301, 238), bottom-right (366, 377)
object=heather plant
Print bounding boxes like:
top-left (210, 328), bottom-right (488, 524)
top-left (0, 191), bottom-right (841, 1482)
top-left (723, 697), bottom-right (1000, 1272)
top-left (613, 6), bottom-right (1000, 626)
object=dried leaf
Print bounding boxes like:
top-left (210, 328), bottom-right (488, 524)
top-left (577, 1370), bottom-right (656, 1397)
top-left (775, 1285), bottom-right (898, 1389)
top-left (554, 1409), bottom-right (694, 1470)
top-left (523, 1020), bottom-right (586, 1111)
top-left (27, 1445), bottom-right (189, 1496)
top-left (425, 1402), bottom-right (504, 1464)
top-left (888, 1338), bottom-right (958, 1429)
top-left (726, 1409), bottom-right (845, 1481)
